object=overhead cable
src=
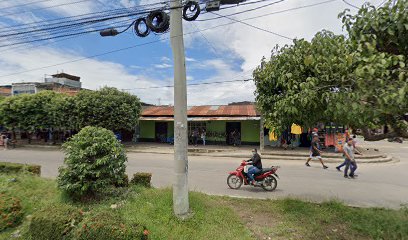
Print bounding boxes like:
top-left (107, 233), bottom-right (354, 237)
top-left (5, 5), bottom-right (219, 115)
top-left (123, 79), bottom-right (253, 90)
top-left (0, 0), bottom-right (93, 18)
top-left (209, 11), bottom-right (293, 40)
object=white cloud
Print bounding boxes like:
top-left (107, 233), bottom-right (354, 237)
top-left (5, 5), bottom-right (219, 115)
top-left (189, 0), bottom-right (375, 71)
top-left (161, 56), bottom-right (171, 62)
top-left (185, 57), bottom-right (197, 62)
top-left (0, 46), bottom-right (173, 104)
top-left (0, 0), bottom-right (382, 106)
top-left (153, 63), bottom-right (172, 69)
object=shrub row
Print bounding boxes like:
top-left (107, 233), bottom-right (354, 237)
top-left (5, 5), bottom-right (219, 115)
top-left (0, 162), bottom-right (41, 176)
top-left (29, 204), bottom-right (147, 240)
top-left (0, 193), bottom-right (23, 231)
top-left (29, 204), bottom-right (82, 240)
top-left (130, 173), bottom-right (152, 188)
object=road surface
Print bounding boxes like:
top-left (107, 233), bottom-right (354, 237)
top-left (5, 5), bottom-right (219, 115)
top-left (1, 141), bottom-right (407, 209)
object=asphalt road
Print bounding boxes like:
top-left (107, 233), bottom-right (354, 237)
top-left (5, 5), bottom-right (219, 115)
top-left (1, 141), bottom-right (407, 209)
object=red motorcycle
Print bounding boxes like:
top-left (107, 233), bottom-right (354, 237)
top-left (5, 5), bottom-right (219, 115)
top-left (227, 160), bottom-right (279, 191)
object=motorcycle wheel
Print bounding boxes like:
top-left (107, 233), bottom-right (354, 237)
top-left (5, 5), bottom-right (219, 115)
top-left (261, 175), bottom-right (277, 191)
top-left (227, 174), bottom-right (243, 189)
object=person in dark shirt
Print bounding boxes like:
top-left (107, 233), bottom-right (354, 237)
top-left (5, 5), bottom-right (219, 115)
top-left (305, 135), bottom-right (328, 169)
top-left (246, 149), bottom-right (263, 185)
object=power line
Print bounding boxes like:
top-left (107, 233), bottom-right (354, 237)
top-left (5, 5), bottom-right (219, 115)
top-left (0, 0), bottom-right (282, 47)
top-left (0, 0), bottom-right (93, 18)
top-left (198, 0), bottom-right (338, 22)
top-left (209, 11), bottom-right (293, 40)
top-left (377, 0), bottom-right (387, 7)
top-left (196, 0), bottom-right (284, 21)
top-left (342, 0), bottom-right (360, 9)
top-left (0, 2), bottom-right (300, 79)
top-left (0, 0), bottom-right (54, 11)
top-left (0, 1), bottom-right (167, 31)
top-left (123, 79), bottom-right (253, 90)
top-left (3, 0), bottom-right (338, 54)
top-left (0, 20), bottom-right (134, 49)
top-left (0, 0), bottom-right (270, 31)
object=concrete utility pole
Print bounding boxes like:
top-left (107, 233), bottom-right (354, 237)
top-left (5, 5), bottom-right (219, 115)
top-left (170, 0), bottom-right (189, 217)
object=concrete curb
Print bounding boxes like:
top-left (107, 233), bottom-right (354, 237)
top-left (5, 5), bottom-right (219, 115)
top-left (126, 149), bottom-right (393, 164)
top-left (13, 145), bottom-right (394, 164)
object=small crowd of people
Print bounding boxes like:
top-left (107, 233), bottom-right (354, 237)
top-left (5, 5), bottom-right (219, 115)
top-left (229, 129), bottom-right (241, 146)
top-left (191, 128), bottom-right (206, 146)
top-left (305, 129), bottom-right (361, 179)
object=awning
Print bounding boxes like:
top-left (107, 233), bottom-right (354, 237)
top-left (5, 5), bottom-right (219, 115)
top-left (139, 116), bottom-right (260, 121)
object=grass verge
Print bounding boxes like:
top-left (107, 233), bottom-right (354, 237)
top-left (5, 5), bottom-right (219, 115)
top-left (0, 173), bottom-right (407, 240)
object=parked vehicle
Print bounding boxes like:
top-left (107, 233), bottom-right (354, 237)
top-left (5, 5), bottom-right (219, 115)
top-left (227, 160), bottom-right (279, 191)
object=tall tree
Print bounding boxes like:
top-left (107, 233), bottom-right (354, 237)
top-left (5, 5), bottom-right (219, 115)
top-left (254, 1), bottom-right (408, 140)
top-left (0, 91), bottom-right (56, 132)
top-left (73, 87), bottom-right (142, 132)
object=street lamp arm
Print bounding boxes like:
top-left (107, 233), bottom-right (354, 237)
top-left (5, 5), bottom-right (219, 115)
top-left (99, 20), bottom-right (136, 37)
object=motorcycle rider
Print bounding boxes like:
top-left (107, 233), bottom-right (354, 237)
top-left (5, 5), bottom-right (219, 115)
top-left (246, 148), bottom-right (262, 185)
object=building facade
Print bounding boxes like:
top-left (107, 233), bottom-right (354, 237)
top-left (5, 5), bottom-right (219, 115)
top-left (138, 104), bottom-right (261, 145)
top-left (9, 73), bottom-right (82, 96)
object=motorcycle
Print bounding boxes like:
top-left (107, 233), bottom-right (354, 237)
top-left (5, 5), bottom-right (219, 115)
top-left (227, 160), bottom-right (279, 191)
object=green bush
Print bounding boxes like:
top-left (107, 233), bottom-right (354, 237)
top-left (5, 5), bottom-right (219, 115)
top-left (73, 210), bottom-right (145, 240)
top-left (0, 162), bottom-right (41, 176)
top-left (57, 126), bottom-right (127, 200)
top-left (114, 174), bottom-right (129, 188)
top-left (130, 173), bottom-right (152, 188)
top-left (29, 203), bottom-right (83, 240)
top-left (0, 193), bottom-right (23, 231)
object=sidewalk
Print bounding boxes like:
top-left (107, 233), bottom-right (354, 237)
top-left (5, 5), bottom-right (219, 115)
top-left (125, 143), bottom-right (392, 164)
top-left (12, 140), bottom-right (393, 164)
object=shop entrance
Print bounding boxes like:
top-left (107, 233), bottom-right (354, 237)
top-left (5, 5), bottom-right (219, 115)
top-left (226, 122), bottom-right (241, 145)
top-left (155, 122), bottom-right (167, 143)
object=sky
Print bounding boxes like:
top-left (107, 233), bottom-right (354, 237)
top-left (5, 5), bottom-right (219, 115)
top-left (0, 0), bottom-right (383, 105)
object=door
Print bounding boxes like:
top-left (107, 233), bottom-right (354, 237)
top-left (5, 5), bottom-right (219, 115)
top-left (226, 122), bottom-right (241, 145)
top-left (155, 122), bottom-right (168, 143)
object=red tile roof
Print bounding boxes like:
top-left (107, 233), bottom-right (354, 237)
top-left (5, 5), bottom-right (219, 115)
top-left (142, 104), bottom-right (259, 117)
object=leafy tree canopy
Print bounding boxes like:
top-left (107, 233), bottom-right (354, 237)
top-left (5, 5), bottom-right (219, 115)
top-left (74, 87), bottom-right (142, 132)
top-left (0, 87), bottom-right (142, 134)
top-left (254, 0), bottom-right (408, 140)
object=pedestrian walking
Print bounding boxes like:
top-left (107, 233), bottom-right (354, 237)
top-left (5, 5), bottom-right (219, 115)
top-left (192, 128), bottom-right (198, 146)
top-left (305, 135), bottom-right (328, 169)
top-left (343, 138), bottom-right (358, 178)
top-left (201, 129), bottom-right (206, 146)
top-left (305, 130), bottom-right (318, 164)
top-left (2, 133), bottom-right (9, 150)
top-left (336, 135), bottom-right (362, 171)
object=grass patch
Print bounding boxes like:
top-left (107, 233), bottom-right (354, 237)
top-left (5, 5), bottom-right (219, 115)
top-left (121, 188), bottom-right (253, 240)
top-left (1, 173), bottom-right (407, 240)
top-left (225, 197), bottom-right (408, 240)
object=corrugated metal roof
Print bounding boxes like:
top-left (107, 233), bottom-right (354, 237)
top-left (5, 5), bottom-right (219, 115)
top-left (142, 104), bottom-right (260, 117)
top-left (140, 116), bottom-right (261, 121)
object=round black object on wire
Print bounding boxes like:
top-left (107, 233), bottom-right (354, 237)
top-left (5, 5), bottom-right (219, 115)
top-left (146, 10), bottom-right (170, 33)
top-left (134, 18), bottom-right (150, 37)
top-left (183, 1), bottom-right (201, 21)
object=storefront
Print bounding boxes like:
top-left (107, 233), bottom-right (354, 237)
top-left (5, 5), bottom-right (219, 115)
top-left (138, 105), bottom-right (261, 145)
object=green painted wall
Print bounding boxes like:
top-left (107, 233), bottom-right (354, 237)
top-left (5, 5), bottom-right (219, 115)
top-left (167, 122), bottom-right (174, 137)
top-left (139, 120), bottom-right (260, 143)
top-left (241, 120), bottom-right (260, 143)
top-left (139, 121), bottom-right (155, 139)
top-left (206, 121), bottom-right (226, 141)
